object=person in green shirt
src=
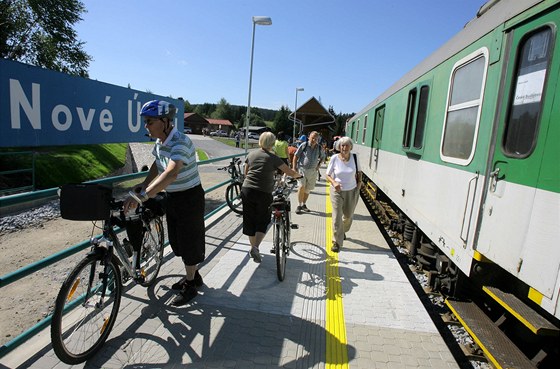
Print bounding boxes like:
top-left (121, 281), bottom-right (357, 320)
top-left (273, 131), bottom-right (289, 166)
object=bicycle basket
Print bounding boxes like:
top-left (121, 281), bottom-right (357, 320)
top-left (60, 183), bottom-right (112, 221)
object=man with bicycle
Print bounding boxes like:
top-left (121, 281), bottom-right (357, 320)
top-left (124, 100), bottom-right (205, 306)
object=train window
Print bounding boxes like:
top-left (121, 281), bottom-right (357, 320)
top-left (413, 86), bottom-right (430, 149)
top-left (362, 115), bottom-right (368, 144)
top-left (441, 49), bottom-right (488, 164)
top-left (402, 84), bottom-right (430, 153)
top-left (402, 88), bottom-right (417, 148)
top-left (355, 120), bottom-right (360, 143)
top-left (503, 27), bottom-right (552, 157)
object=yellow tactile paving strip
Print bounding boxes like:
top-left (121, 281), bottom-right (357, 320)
top-left (325, 184), bottom-right (349, 368)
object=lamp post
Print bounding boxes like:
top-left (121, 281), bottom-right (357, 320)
top-left (292, 87), bottom-right (304, 144)
top-left (244, 16), bottom-right (272, 152)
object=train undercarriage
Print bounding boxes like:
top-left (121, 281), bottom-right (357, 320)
top-left (360, 176), bottom-right (559, 369)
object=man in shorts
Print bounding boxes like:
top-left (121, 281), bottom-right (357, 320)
top-left (292, 131), bottom-right (324, 214)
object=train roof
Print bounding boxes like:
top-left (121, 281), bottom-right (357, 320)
top-left (351, 0), bottom-right (544, 120)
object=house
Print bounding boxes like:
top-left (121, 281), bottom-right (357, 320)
top-left (184, 113), bottom-right (209, 135)
top-left (288, 96), bottom-right (335, 145)
top-left (206, 119), bottom-right (234, 136)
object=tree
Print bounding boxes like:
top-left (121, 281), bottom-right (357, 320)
top-left (183, 100), bottom-right (193, 113)
top-left (0, 0), bottom-right (91, 77)
top-left (272, 105), bottom-right (292, 134)
top-left (211, 98), bottom-right (232, 120)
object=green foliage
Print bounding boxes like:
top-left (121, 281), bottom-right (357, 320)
top-left (184, 100), bottom-right (194, 113)
top-left (0, 144), bottom-right (127, 189)
top-left (272, 105), bottom-right (292, 135)
top-left (0, 0), bottom-right (91, 76)
top-left (211, 98), bottom-right (233, 120)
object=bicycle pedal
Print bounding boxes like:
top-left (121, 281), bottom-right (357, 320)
top-left (290, 224), bottom-right (299, 229)
top-left (133, 275), bottom-right (145, 283)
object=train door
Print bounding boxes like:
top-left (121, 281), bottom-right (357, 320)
top-left (477, 14), bottom-right (560, 297)
top-left (369, 105), bottom-right (385, 171)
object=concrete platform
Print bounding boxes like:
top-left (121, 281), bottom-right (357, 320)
top-left (0, 178), bottom-right (460, 369)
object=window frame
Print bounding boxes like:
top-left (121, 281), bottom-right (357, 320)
top-left (362, 115), bottom-right (368, 144)
top-left (401, 81), bottom-right (431, 156)
top-left (502, 26), bottom-right (554, 158)
top-left (440, 47), bottom-right (489, 166)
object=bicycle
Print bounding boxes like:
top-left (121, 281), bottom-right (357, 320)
top-left (50, 183), bottom-right (165, 365)
top-left (270, 176), bottom-right (299, 281)
top-left (218, 157), bottom-right (244, 214)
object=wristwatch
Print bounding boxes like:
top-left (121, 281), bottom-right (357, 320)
top-left (129, 190), bottom-right (149, 204)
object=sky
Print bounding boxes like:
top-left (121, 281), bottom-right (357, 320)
top-left (75, 0), bottom-right (488, 115)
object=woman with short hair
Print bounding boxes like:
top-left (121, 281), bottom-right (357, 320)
top-left (242, 132), bottom-right (302, 262)
top-left (325, 136), bottom-right (362, 252)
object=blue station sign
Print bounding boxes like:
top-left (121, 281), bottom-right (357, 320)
top-left (0, 59), bottom-right (184, 148)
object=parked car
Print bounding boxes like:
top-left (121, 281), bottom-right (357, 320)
top-left (184, 127), bottom-right (192, 134)
top-left (210, 130), bottom-right (228, 137)
top-left (248, 132), bottom-right (260, 140)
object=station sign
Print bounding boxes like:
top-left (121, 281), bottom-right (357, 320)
top-left (0, 58), bottom-right (184, 148)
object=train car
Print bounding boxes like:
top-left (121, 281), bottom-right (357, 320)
top-left (349, 0), bottom-right (559, 366)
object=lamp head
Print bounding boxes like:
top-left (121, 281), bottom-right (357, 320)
top-left (253, 16), bottom-right (272, 25)
top-left (296, 87), bottom-right (304, 92)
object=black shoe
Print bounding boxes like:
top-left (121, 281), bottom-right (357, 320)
top-left (171, 270), bottom-right (203, 290)
top-left (270, 247), bottom-right (276, 254)
top-left (171, 285), bottom-right (197, 306)
top-left (171, 276), bottom-right (187, 290)
top-left (193, 270), bottom-right (203, 288)
top-left (301, 204), bottom-right (310, 212)
top-left (331, 242), bottom-right (340, 253)
top-left (295, 206), bottom-right (302, 214)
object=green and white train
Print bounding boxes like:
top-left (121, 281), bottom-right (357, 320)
top-left (350, 0), bottom-right (559, 364)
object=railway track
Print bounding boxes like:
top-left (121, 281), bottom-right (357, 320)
top-left (360, 183), bottom-right (530, 369)
top-left (360, 178), bottom-right (560, 369)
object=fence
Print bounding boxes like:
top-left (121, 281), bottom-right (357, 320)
top-left (0, 152), bottom-right (245, 358)
top-left (0, 151), bottom-right (36, 196)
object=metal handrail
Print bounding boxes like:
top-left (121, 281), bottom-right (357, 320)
top-left (0, 152), bottom-right (246, 358)
top-left (0, 151), bottom-right (35, 196)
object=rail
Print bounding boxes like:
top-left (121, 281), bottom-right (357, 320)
top-left (0, 152), bottom-right (246, 358)
top-left (0, 151), bottom-right (36, 196)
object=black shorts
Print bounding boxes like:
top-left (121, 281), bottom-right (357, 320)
top-left (166, 185), bottom-right (205, 266)
top-left (241, 187), bottom-right (272, 236)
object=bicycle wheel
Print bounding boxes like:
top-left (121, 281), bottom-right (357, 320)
top-left (225, 182), bottom-right (243, 215)
top-left (51, 253), bottom-right (122, 365)
top-left (139, 215), bottom-right (165, 287)
top-left (275, 219), bottom-right (287, 281)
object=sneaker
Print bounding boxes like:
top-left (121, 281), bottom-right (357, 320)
top-left (331, 242), bottom-right (340, 253)
top-left (295, 206), bottom-right (303, 214)
top-left (171, 276), bottom-right (187, 290)
top-left (193, 270), bottom-right (203, 288)
top-left (171, 270), bottom-right (203, 290)
top-left (171, 285), bottom-right (197, 306)
top-left (250, 247), bottom-right (262, 263)
top-left (302, 204), bottom-right (310, 212)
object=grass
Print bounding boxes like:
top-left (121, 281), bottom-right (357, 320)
top-left (213, 137), bottom-right (258, 149)
top-left (1, 141), bottom-right (229, 192)
top-left (0, 144), bottom-right (128, 190)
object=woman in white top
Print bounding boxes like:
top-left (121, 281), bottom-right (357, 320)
top-left (325, 136), bottom-right (362, 252)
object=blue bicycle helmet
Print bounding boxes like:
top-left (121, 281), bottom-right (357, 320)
top-left (140, 100), bottom-right (177, 119)
top-left (299, 134), bottom-right (307, 142)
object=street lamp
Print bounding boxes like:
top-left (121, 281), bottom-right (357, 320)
top-left (244, 16), bottom-right (272, 151)
top-left (292, 87), bottom-right (304, 143)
